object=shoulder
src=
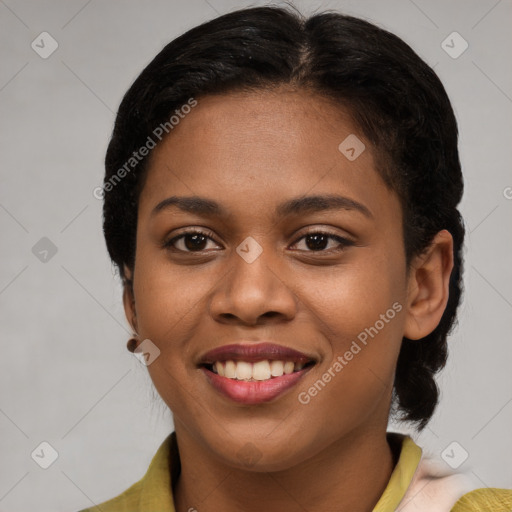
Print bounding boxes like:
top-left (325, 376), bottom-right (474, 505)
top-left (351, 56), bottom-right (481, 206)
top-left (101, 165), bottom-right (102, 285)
top-left (74, 432), bottom-right (177, 512)
top-left (75, 479), bottom-right (144, 511)
top-left (451, 487), bottom-right (512, 511)
top-left (395, 442), bottom-right (511, 512)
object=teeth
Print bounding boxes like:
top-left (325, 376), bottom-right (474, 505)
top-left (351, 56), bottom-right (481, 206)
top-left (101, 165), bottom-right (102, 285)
top-left (270, 360), bottom-right (284, 377)
top-left (214, 361), bottom-right (225, 377)
top-left (235, 361), bottom-right (252, 380)
top-left (284, 361), bottom-right (295, 374)
top-left (252, 360), bottom-right (271, 380)
top-left (211, 359), bottom-right (309, 381)
top-left (225, 360), bottom-right (236, 379)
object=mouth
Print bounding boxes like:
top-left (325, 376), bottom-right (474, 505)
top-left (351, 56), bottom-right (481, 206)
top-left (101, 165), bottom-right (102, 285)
top-left (202, 359), bottom-right (315, 381)
top-left (198, 342), bottom-right (317, 404)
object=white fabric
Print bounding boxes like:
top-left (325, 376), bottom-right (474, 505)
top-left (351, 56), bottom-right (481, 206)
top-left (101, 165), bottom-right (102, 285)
top-left (396, 455), bottom-right (480, 511)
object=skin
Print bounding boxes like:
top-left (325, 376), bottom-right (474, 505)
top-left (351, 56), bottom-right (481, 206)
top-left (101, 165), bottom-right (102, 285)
top-left (123, 87), bottom-right (454, 512)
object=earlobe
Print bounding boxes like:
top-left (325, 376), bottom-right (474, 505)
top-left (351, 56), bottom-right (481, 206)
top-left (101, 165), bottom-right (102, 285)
top-left (122, 265), bottom-right (138, 334)
top-left (403, 230), bottom-right (454, 340)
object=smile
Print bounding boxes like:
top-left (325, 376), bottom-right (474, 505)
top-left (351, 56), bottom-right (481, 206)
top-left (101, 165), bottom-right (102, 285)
top-left (198, 342), bottom-right (316, 404)
top-left (207, 359), bottom-right (311, 381)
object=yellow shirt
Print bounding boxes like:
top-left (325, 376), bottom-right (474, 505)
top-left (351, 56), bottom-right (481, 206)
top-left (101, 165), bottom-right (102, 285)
top-left (78, 432), bottom-right (512, 512)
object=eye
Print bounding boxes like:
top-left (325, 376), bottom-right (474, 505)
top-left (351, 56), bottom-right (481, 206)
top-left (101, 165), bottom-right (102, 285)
top-left (291, 230), bottom-right (354, 253)
top-left (163, 228), bottom-right (354, 254)
top-left (163, 229), bottom-right (221, 253)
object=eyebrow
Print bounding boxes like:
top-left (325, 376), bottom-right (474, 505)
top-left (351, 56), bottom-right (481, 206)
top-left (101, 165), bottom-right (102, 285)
top-left (151, 194), bottom-right (373, 219)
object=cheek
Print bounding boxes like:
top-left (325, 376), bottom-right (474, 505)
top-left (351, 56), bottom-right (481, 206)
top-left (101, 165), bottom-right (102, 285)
top-left (130, 252), bottom-right (221, 414)
top-left (133, 252), bottom-right (217, 342)
top-left (131, 257), bottom-right (216, 415)
top-left (293, 253), bottom-right (406, 413)
top-left (295, 309), bottom-right (404, 448)
top-left (303, 251), bottom-right (406, 348)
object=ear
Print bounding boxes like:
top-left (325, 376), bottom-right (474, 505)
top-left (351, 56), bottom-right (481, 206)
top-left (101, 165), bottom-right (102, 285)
top-left (122, 264), bottom-right (138, 334)
top-left (404, 230), bottom-right (454, 340)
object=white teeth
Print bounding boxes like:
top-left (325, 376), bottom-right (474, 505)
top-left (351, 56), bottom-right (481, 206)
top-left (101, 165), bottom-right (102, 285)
top-left (214, 361), bottom-right (225, 377)
top-left (225, 360), bottom-right (236, 379)
top-left (283, 361), bottom-right (295, 374)
top-left (270, 360), bottom-right (284, 377)
top-left (211, 359), bottom-right (310, 381)
top-left (235, 361), bottom-right (252, 380)
top-left (252, 360), bottom-right (271, 380)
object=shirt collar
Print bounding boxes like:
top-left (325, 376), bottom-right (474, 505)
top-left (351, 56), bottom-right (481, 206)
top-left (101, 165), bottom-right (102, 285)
top-left (138, 431), bottom-right (176, 511)
top-left (138, 431), bottom-right (422, 511)
top-left (372, 433), bottom-right (423, 511)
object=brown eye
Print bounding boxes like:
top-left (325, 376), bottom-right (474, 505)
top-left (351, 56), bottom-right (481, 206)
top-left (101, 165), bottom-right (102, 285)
top-left (291, 231), bottom-right (353, 253)
top-left (164, 230), bottom-right (220, 252)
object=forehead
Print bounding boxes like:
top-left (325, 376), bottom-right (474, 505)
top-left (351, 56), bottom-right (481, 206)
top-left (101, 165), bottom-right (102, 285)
top-left (154, 88), bottom-right (361, 162)
top-left (139, 89), bottom-right (400, 225)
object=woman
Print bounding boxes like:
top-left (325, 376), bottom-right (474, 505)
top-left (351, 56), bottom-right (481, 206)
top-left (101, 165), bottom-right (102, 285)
top-left (79, 6), bottom-right (511, 512)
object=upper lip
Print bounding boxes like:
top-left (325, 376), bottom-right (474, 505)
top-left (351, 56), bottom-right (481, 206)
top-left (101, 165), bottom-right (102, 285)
top-left (198, 342), bottom-right (316, 365)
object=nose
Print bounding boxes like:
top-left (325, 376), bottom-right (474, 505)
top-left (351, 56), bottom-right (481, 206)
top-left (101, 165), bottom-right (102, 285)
top-left (208, 244), bottom-right (297, 326)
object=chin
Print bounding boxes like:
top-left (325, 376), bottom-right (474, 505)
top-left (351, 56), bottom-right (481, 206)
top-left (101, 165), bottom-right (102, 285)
top-left (206, 431), bottom-right (316, 473)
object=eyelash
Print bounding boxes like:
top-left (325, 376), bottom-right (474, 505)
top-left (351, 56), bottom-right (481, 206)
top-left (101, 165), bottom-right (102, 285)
top-left (163, 228), bottom-right (354, 254)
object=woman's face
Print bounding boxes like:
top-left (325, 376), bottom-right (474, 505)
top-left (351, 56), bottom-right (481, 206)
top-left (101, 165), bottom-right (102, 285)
top-left (128, 89), bottom-right (409, 471)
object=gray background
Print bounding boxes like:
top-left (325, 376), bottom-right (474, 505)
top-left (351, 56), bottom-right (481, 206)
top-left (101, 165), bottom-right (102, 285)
top-left (0, 0), bottom-right (511, 510)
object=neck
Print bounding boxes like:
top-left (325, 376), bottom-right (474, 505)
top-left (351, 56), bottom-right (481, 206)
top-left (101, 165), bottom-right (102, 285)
top-left (173, 425), bottom-right (395, 512)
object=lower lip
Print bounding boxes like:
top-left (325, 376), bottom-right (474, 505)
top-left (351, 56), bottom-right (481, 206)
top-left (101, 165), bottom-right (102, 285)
top-left (201, 367), bottom-right (311, 405)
